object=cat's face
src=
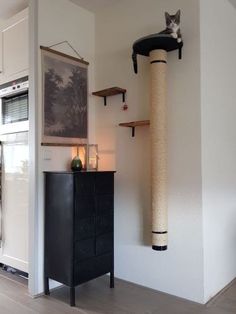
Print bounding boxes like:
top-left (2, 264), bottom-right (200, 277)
top-left (165, 10), bottom-right (181, 32)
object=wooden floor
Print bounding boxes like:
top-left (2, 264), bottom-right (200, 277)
top-left (0, 271), bottom-right (236, 314)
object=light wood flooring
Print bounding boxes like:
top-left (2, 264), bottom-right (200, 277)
top-left (0, 270), bottom-right (236, 314)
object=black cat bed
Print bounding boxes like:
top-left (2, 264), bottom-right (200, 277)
top-left (132, 33), bottom-right (183, 73)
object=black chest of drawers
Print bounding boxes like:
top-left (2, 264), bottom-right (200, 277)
top-left (44, 171), bottom-right (115, 306)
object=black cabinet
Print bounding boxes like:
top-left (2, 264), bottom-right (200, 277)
top-left (44, 171), bottom-right (115, 306)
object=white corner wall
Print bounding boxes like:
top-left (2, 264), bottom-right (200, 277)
top-left (95, 0), bottom-right (204, 303)
top-left (29, 0), bottom-right (236, 303)
top-left (32, 0), bottom-right (95, 294)
top-left (200, 0), bottom-right (236, 302)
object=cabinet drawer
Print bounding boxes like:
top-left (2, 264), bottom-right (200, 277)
top-left (75, 217), bottom-right (95, 241)
top-left (96, 233), bottom-right (113, 256)
top-left (75, 196), bottom-right (95, 219)
top-left (74, 254), bottom-right (112, 285)
top-left (96, 214), bottom-right (113, 235)
top-left (96, 194), bottom-right (113, 214)
top-left (75, 238), bottom-right (95, 262)
top-left (75, 174), bottom-right (94, 195)
top-left (95, 173), bottom-right (114, 195)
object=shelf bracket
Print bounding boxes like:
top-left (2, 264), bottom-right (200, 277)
top-left (179, 47), bottom-right (182, 60)
top-left (103, 97), bottom-right (107, 106)
top-left (130, 127), bottom-right (135, 137)
top-left (122, 92), bottom-right (125, 103)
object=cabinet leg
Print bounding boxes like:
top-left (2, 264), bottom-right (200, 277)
top-left (110, 271), bottom-right (114, 288)
top-left (44, 277), bottom-right (50, 295)
top-left (70, 287), bottom-right (75, 307)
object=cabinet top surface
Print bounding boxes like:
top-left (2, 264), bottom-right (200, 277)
top-left (44, 171), bottom-right (116, 174)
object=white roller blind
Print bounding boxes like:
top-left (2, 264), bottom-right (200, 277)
top-left (2, 93), bottom-right (28, 125)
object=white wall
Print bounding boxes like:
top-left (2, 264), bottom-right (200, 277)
top-left (95, 0), bottom-right (204, 303)
top-left (33, 0), bottom-right (95, 293)
top-left (30, 0), bottom-right (236, 303)
top-left (200, 0), bottom-right (236, 302)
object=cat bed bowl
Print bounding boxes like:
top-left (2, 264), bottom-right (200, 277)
top-left (132, 33), bottom-right (183, 73)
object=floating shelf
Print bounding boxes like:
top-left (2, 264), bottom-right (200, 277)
top-left (41, 143), bottom-right (83, 147)
top-left (92, 87), bottom-right (126, 106)
top-left (119, 120), bottom-right (150, 137)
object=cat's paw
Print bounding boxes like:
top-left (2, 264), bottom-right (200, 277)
top-left (171, 33), bottom-right (178, 39)
top-left (177, 38), bottom-right (182, 43)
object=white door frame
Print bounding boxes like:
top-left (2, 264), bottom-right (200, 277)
top-left (28, 0), bottom-right (39, 296)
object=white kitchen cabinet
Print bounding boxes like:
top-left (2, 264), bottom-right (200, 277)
top-left (0, 31), bottom-right (3, 75)
top-left (0, 9), bottom-right (28, 83)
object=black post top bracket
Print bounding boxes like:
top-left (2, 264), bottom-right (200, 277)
top-left (132, 33), bottom-right (183, 74)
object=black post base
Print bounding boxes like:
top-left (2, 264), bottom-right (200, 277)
top-left (44, 277), bottom-right (50, 295)
top-left (70, 287), bottom-right (75, 307)
top-left (152, 245), bottom-right (167, 251)
top-left (110, 271), bottom-right (114, 288)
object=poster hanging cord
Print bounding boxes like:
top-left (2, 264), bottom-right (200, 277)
top-left (48, 40), bottom-right (84, 60)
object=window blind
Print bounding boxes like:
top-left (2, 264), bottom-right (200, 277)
top-left (2, 94), bottom-right (28, 124)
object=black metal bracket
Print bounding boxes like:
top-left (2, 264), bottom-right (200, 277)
top-left (178, 46), bottom-right (182, 60)
top-left (122, 92), bottom-right (125, 103)
top-left (128, 127), bottom-right (135, 137)
top-left (132, 52), bottom-right (138, 74)
top-left (132, 127), bottom-right (135, 137)
top-left (103, 97), bottom-right (107, 106)
top-left (103, 92), bottom-right (126, 106)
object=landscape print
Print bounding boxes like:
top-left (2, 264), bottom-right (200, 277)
top-left (42, 48), bottom-right (88, 143)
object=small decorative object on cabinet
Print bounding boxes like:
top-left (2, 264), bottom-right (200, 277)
top-left (92, 87), bottom-right (126, 106)
top-left (71, 144), bottom-right (99, 171)
top-left (44, 171), bottom-right (115, 306)
top-left (73, 145), bottom-right (87, 170)
top-left (119, 120), bottom-right (150, 137)
top-left (71, 155), bottom-right (82, 171)
top-left (88, 144), bottom-right (98, 170)
top-left (71, 144), bottom-right (87, 170)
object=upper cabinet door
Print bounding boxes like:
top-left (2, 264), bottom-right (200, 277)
top-left (2, 16), bottom-right (28, 80)
top-left (0, 31), bottom-right (3, 76)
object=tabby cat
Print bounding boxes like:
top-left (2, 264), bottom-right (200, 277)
top-left (159, 10), bottom-right (182, 43)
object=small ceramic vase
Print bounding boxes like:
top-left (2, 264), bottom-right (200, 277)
top-left (71, 155), bottom-right (83, 171)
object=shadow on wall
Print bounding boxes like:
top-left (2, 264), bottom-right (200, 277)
top-left (115, 125), bottom-right (151, 247)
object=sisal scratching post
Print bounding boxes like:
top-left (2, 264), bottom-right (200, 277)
top-left (150, 50), bottom-right (168, 250)
top-left (132, 34), bottom-right (183, 251)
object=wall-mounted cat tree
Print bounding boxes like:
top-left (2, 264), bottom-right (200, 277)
top-left (132, 33), bottom-right (183, 251)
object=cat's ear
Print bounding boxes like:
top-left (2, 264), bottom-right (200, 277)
top-left (176, 9), bottom-right (181, 21)
top-left (165, 12), bottom-right (171, 23)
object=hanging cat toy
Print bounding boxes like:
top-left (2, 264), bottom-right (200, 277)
top-left (132, 10), bottom-right (183, 73)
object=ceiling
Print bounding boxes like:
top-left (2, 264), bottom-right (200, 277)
top-left (0, 0), bottom-right (114, 20)
top-left (0, 0), bottom-right (28, 19)
top-left (229, 0), bottom-right (236, 8)
top-left (70, 0), bottom-right (119, 12)
top-left (0, 0), bottom-right (235, 20)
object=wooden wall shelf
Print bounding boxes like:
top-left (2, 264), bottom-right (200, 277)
top-left (41, 143), bottom-right (83, 147)
top-left (119, 120), bottom-right (150, 137)
top-left (92, 87), bottom-right (126, 106)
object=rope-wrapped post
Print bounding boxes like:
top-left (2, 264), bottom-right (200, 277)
top-left (132, 34), bottom-right (183, 251)
top-left (150, 50), bottom-right (168, 251)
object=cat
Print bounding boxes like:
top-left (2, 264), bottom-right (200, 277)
top-left (159, 10), bottom-right (182, 43)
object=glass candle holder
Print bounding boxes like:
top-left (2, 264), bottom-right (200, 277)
top-left (87, 144), bottom-right (98, 170)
